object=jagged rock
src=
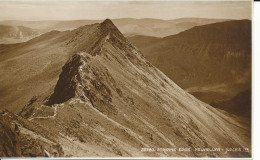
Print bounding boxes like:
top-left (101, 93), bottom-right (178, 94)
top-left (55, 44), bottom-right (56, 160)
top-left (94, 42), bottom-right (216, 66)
top-left (0, 111), bottom-right (64, 157)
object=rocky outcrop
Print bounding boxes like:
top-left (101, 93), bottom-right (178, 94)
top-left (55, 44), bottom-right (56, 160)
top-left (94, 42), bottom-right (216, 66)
top-left (46, 54), bottom-right (82, 105)
top-left (0, 109), bottom-right (64, 157)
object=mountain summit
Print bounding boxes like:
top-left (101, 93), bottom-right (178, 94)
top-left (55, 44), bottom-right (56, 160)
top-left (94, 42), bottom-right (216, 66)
top-left (101, 19), bottom-right (118, 29)
top-left (0, 19), bottom-right (251, 157)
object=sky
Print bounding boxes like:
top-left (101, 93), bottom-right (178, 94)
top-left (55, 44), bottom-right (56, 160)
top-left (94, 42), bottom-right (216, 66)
top-left (0, 0), bottom-right (252, 21)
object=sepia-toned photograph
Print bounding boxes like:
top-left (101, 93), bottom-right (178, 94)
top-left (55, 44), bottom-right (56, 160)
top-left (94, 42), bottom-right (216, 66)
top-left (0, 0), bottom-right (252, 158)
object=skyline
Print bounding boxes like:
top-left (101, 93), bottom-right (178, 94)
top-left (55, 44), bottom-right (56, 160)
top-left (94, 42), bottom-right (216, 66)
top-left (0, 1), bottom-right (252, 21)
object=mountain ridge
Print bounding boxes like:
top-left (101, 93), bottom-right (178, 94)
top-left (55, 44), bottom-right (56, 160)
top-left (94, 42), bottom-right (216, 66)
top-left (0, 19), bottom-right (251, 157)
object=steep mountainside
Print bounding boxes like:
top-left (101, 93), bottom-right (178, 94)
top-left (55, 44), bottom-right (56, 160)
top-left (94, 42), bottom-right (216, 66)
top-left (0, 25), bottom-right (41, 44)
top-left (128, 20), bottom-right (251, 107)
top-left (0, 18), bottom-right (228, 37)
top-left (0, 19), bottom-right (250, 157)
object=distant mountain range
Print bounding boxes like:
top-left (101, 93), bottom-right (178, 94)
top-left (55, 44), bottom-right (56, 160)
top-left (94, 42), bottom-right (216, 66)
top-left (129, 20), bottom-right (251, 115)
top-left (0, 18), bottom-right (229, 38)
top-left (0, 19), bottom-right (250, 157)
top-left (0, 25), bottom-right (41, 44)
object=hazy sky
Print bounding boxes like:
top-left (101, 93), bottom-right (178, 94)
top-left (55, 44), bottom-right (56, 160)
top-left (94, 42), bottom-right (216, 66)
top-left (0, 0), bottom-right (252, 21)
